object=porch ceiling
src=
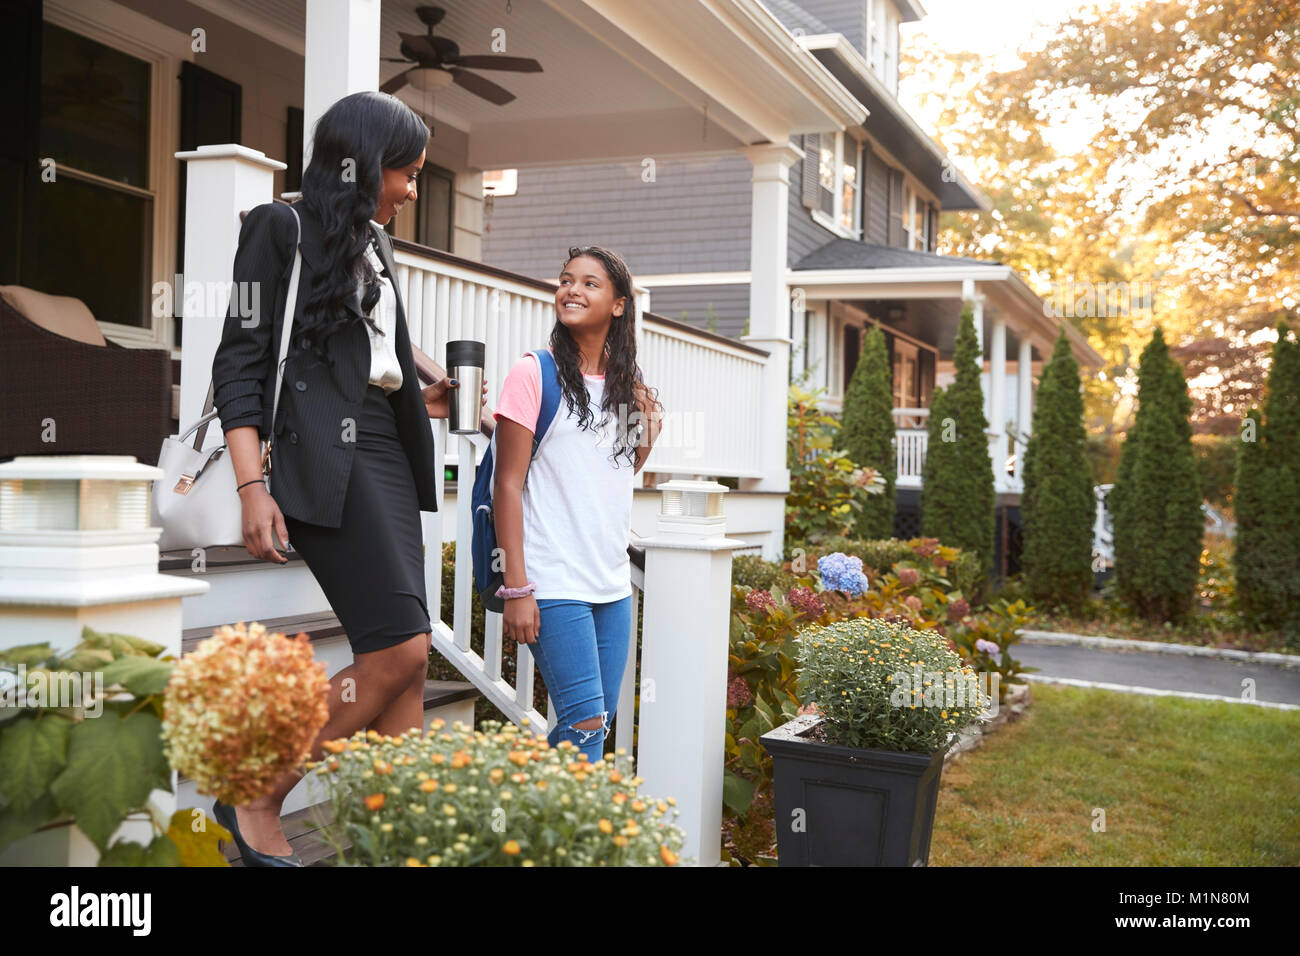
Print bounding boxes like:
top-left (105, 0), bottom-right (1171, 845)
top-left (190, 0), bottom-right (865, 167)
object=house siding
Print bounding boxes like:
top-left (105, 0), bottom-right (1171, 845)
top-left (646, 283), bottom-right (751, 338)
top-left (769, 0), bottom-right (868, 55)
top-left (481, 153), bottom-right (752, 282)
top-left (864, 144), bottom-right (891, 245)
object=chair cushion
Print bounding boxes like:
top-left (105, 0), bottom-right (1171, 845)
top-left (0, 285), bottom-right (107, 347)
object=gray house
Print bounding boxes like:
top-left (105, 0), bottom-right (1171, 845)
top-left (480, 0), bottom-right (1100, 568)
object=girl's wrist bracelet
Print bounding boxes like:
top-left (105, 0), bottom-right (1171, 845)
top-left (236, 478), bottom-right (265, 494)
top-left (496, 582), bottom-right (536, 600)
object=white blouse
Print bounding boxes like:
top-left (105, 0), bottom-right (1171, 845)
top-left (362, 235), bottom-right (404, 394)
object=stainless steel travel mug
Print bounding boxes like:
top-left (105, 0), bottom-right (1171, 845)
top-left (446, 339), bottom-right (485, 435)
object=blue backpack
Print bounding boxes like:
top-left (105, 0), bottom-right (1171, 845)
top-left (471, 349), bottom-right (563, 613)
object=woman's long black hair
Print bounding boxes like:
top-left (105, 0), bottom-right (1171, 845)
top-left (297, 91), bottom-right (428, 359)
top-left (550, 245), bottom-right (663, 468)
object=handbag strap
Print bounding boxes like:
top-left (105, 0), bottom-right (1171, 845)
top-left (192, 203), bottom-right (303, 451)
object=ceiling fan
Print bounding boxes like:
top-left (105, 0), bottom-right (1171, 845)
top-left (380, 5), bottom-right (542, 105)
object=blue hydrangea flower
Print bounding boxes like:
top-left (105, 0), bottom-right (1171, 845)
top-left (817, 552), bottom-right (869, 597)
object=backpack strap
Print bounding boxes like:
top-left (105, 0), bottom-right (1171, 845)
top-left (530, 348), bottom-right (562, 459)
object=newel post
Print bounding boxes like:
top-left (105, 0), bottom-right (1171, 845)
top-left (635, 480), bottom-right (746, 867)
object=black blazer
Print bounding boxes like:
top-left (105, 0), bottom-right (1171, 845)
top-left (210, 200), bottom-right (439, 528)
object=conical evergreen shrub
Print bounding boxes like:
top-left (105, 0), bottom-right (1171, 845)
top-left (1234, 321), bottom-right (1300, 637)
top-left (921, 303), bottom-right (995, 579)
top-left (1021, 331), bottom-right (1094, 610)
top-left (840, 326), bottom-right (896, 539)
top-left (1110, 328), bottom-right (1203, 623)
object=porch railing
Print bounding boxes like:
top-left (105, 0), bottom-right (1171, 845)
top-left (893, 408), bottom-right (929, 488)
top-left (391, 239), bottom-right (769, 479)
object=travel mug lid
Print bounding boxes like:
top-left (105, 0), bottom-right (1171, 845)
top-left (446, 340), bottom-right (485, 367)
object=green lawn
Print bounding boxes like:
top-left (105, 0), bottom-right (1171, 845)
top-left (930, 684), bottom-right (1300, 865)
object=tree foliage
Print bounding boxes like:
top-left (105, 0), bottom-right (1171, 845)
top-left (921, 304), bottom-right (995, 578)
top-left (1234, 322), bottom-right (1300, 638)
top-left (1110, 328), bottom-right (1203, 623)
top-left (1022, 331), bottom-right (1095, 609)
top-left (839, 326), bottom-right (897, 539)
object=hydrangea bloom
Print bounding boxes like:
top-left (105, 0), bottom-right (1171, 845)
top-left (896, 566), bottom-right (920, 588)
top-left (162, 621), bottom-right (330, 805)
top-left (975, 638), bottom-right (1000, 656)
top-left (726, 672), bottom-right (754, 709)
top-left (787, 585), bottom-right (826, 619)
top-left (744, 587), bottom-right (776, 615)
top-left (817, 552), bottom-right (869, 596)
top-left (946, 599), bottom-right (971, 623)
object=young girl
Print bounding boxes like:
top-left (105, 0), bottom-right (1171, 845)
top-left (209, 91), bottom-right (486, 865)
top-left (492, 245), bottom-right (663, 764)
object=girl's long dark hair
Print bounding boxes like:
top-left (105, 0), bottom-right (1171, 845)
top-left (550, 245), bottom-right (663, 468)
top-left (298, 91), bottom-right (428, 360)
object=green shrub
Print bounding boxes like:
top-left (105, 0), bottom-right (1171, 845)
top-left (839, 326), bottom-right (896, 539)
top-left (1021, 330), bottom-right (1095, 611)
top-left (731, 553), bottom-right (795, 592)
top-left (1111, 328), bottom-right (1203, 624)
top-left (921, 304), bottom-right (996, 579)
top-left (786, 383), bottom-right (885, 550)
top-left (1234, 321), bottom-right (1300, 640)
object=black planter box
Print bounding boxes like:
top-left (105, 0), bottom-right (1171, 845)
top-left (760, 713), bottom-right (952, 866)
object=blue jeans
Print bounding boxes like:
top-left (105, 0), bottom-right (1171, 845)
top-left (531, 596), bottom-right (633, 764)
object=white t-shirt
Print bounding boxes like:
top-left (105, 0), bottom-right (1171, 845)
top-left (494, 349), bottom-right (636, 602)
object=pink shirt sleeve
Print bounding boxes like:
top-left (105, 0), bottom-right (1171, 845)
top-left (495, 352), bottom-right (542, 434)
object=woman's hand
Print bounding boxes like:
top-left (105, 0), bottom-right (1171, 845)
top-left (239, 483), bottom-right (289, 564)
top-left (423, 377), bottom-right (490, 420)
top-left (503, 594), bottom-right (540, 644)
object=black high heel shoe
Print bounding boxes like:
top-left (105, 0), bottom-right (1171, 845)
top-left (212, 800), bottom-right (304, 867)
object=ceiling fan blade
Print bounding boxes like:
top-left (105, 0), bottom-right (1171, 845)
top-left (397, 32), bottom-right (441, 63)
top-left (450, 68), bottom-right (515, 106)
top-left (380, 70), bottom-right (411, 95)
top-left (449, 55), bottom-right (542, 73)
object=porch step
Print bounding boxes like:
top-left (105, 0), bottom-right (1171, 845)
top-left (223, 803), bottom-right (344, 867)
top-left (178, 610), bottom-right (481, 822)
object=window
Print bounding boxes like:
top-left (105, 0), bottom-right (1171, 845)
top-left (811, 132), bottom-right (862, 239)
top-left (867, 0), bottom-right (900, 94)
top-left (867, 0), bottom-right (884, 73)
top-left (902, 181), bottom-right (927, 251)
top-left (32, 23), bottom-right (153, 329)
top-left (414, 163), bottom-right (455, 252)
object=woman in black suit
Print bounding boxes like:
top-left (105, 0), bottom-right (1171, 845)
top-left (209, 91), bottom-right (486, 866)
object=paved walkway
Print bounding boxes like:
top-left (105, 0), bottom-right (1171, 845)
top-left (1013, 640), bottom-right (1300, 707)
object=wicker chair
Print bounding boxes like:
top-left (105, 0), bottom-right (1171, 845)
top-left (0, 286), bottom-right (172, 466)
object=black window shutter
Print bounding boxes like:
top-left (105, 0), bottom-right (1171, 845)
top-left (1, 0), bottom-right (42, 285)
top-left (887, 168), bottom-right (904, 247)
top-left (927, 204), bottom-right (939, 252)
top-left (801, 134), bottom-right (820, 209)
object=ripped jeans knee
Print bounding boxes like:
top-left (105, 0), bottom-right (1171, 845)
top-left (553, 709), bottom-right (610, 763)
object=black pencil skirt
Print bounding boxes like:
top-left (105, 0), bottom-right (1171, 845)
top-left (283, 384), bottom-right (433, 655)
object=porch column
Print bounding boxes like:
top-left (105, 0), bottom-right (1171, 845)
top-left (635, 480), bottom-right (746, 868)
top-left (174, 146), bottom-right (286, 434)
top-left (303, 0), bottom-right (382, 167)
top-left (1017, 338), bottom-right (1033, 472)
top-left (989, 316), bottom-right (1007, 490)
top-left (738, 142), bottom-right (801, 513)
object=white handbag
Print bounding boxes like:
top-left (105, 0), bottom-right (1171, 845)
top-left (152, 205), bottom-right (303, 553)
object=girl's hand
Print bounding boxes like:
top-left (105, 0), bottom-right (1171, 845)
top-left (423, 377), bottom-right (490, 420)
top-left (503, 594), bottom-right (540, 644)
top-left (239, 484), bottom-right (289, 564)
